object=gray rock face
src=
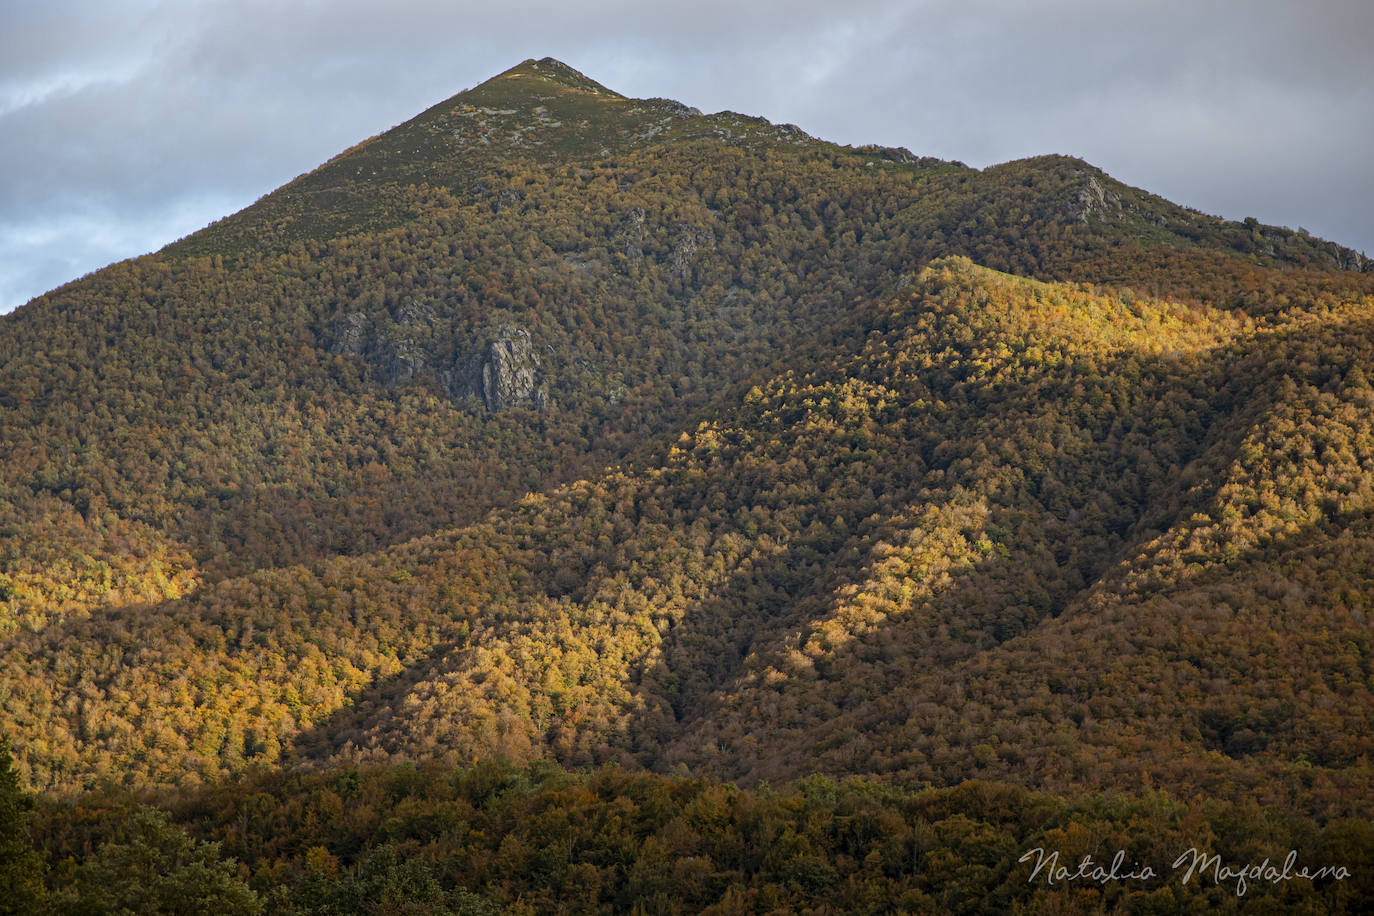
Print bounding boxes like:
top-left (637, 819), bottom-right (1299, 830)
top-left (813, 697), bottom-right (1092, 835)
top-left (1330, 246), bottom-right (1371, 272)
top-left (668, 232), bottom-right (698, 279)
top-left (1070, 175), bottom-right (1123, 223)
top-left (669, 225), bottom-right (714, 279)
top-left (441, 329), bottom-right (550, 412)
top-left (396, 300), bottom-right (435, 326)
top-left (646, 98), bottom-right (703, 119)
top-left (619, 208), bottom-right (647, 259)
top-left (480, 327), bottom-right (543, 411)
top-left (327, 302), bottom-right (436, 387)
top-left (372, 336), bottom-right (429, 387)
top-left (329, 312), bottom-right (370, 357)
top-left (854, 144), bottom-right (946, 166)
top-left (326, 306), bottom-right (548, 412)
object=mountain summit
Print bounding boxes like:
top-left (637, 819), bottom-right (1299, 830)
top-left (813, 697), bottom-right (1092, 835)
top-left (3, 58), bottom-right (1373, 913)
top-left (489, 56), bottom-right (625, 95)
top-left (165, 58), bottom-right (1370, 279)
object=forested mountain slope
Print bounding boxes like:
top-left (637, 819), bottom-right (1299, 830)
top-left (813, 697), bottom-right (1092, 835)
top-left (6, 257), bottom-right (1372, 820)
top-left (3, 61), bottom-right (1367, 610)
top-left (3, 57), bottom-right (1373, 913)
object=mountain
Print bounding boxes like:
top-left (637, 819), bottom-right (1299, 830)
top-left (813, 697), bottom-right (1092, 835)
top-left (4, 58), bottom-right (1373, 912)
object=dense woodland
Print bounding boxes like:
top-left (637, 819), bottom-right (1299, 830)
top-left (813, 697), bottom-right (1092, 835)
top-left (2, 58), bottom-right (1373, 911)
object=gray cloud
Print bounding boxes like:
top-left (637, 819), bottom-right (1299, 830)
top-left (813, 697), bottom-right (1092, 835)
top-left (4, 0), bottom-right (1371, 313)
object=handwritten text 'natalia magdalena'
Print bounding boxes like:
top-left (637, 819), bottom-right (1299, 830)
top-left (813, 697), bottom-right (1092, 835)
top-left (1020, 847), bottom-right (1351, 897)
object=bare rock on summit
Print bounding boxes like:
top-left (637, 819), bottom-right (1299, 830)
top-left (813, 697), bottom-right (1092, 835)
top-left (646, 97), bottom-right (702, 118)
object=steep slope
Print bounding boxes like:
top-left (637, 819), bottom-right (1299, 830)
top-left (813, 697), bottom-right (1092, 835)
top-left (4, 61), bottom-right (1368, 611)
top-left (6, 260), bottom-right (1372, 827)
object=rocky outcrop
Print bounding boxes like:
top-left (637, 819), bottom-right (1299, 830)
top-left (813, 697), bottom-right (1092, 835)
top-left (1069, 175), bottom-right (1124, 223)
top-left (854, 145), bottom-right (952, 168)
top-left (669, 225), bottom-right (714, 279)
top-left (613, 209), bottom-right (712, 276)
top-left (327, 308), bottom-right (547, 411)
top-left (370, 336), bottom-right (429, 386)
top-left (857, 144), bottom-right (919, 163)
top-left (377, 301), bottom-right (436, 385)
top-left (442, 326), bottom-right (548, 411)
top-left (646, 98), bottom-right (703, 119)
top-left (329, 312), bottom-right (370, 357)
top-left (618, 208), bottom-right (647, 259)
top-left (479, 327), bottom-right (546, 411)
top-left (1325, 243), bottom-right (1371, 272)
top-left (327, 303), bottom-right (433, 386)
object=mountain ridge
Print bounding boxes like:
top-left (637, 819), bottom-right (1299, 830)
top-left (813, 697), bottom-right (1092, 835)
top-left (125, 56), bottom-right (1362, 275)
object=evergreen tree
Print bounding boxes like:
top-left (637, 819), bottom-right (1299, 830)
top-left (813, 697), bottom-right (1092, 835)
top-left (0, 739), bottom-right (46, 916)
top-left (291, 844), bottom-right (498, 916)
top-left (58, 806), bottom-right (261, 916)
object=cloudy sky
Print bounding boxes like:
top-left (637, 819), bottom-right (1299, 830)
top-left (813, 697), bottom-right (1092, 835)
top-left (3, 0), bottom-right (1371, 314)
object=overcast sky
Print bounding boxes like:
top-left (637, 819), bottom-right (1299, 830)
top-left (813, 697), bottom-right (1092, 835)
top-left (3, 0), bottom-right (1371, 314)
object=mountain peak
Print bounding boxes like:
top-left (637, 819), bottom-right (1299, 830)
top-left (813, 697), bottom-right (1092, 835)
top-left (480, 56), bottom-right (622, 98)
top-left (524, 56), bottom-right (586, 76)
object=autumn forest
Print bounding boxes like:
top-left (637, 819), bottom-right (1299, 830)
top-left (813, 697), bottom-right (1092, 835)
top-left (2, 58), bottom-right (1372, 913)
